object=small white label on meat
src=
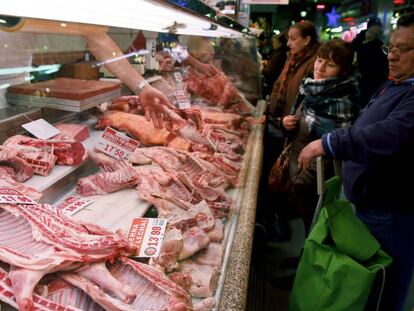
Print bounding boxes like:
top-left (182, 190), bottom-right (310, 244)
top-left (55, 196), bottom-right (93, 216)
top-left (0, 188), bottom-right (37, 205)
top-left (174, 72), bottom-right (183, 83)
top-left (22, 118), bottom-right (60, 140)
top-left (174, 90), bottom-right (191, 109)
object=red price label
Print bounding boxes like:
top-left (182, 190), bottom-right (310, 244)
top-left (174, 91), bottom-right (191, 109)
top-left (127, 218), bottom-right (167, 258)
top-left (95, 127), bottom-right (139, 160)
top-left (0, 188), bottom-right (37, 205)
top-left (55, 196), bottom-right (93, 216)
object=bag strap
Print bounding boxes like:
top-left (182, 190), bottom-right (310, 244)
top-left (310, 156), bottom-right (342, 231)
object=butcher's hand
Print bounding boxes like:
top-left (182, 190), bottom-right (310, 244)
top-left (139, 85), bottom-right (178, 129)
top-left (155, 51), bottom-right (176, 71)
top-left (282, 115), bottom-right (299, 131)
top-left (298, 139), bottom-right (325, 169)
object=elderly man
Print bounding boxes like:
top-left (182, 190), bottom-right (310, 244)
top-left (298, 12), bottom-right (414, 311)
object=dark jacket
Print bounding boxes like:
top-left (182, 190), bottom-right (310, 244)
top-left (262, 47), bottom-right (287, 95)
top-left (356, 38), bottom-right (389, 107)
top-left (321, 78), bottom-right (414, 212)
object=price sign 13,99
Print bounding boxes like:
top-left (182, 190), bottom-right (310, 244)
top-left (127, 218), bottom-right (167, 258)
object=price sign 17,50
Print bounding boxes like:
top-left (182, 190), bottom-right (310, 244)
top-left (95, 127), bottom-right (139, 160)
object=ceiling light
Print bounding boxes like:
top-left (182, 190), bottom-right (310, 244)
top-left (0, 0), bottom-right (244, 38)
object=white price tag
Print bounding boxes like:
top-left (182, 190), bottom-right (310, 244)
top-left (174, 90), bottom-right (191, 109)
top-left (95, 127), bottom-right (139, 160)
top-left (55, 196), bottom-right (93, 216)
top-left (22, 118), bottom-right (60, 140)
top-left (0, 188), bottom-right (37, 205)
top-left (174, 72), bottom-right (183, 83)
top-left (127, 218), bottom-right (167, 258)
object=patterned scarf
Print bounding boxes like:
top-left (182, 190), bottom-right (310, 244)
top-left (270, 44), bottom-right (319, 117)
top-left (298, 76), bottom-right (361, 138)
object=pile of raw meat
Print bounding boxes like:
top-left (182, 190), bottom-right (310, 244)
top-left (0, 123), bottom-right (89, 199)
top-left (0, 65), bottom-right (258, 310)
top-left (0, 201), bottom-right (198, 311)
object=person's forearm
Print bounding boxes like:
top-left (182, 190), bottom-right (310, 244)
top-left (84, 32), bottom-right (144, 93)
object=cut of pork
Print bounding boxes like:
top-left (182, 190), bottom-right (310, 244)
top-left (0, 265), bottom-right (82, 311)
top-left (0, 203), bottom-right (134, 310)
top-left (3, 135), bottom-right (57, 176)
top-left (3, 134), bottom-right (87, 171)
top-left (0, 167), bottom-right (42, 201)
top-left (96, 111), bottom-right (170, 145)
top-left (59, 258), bottom-right (193, 311)
top-left (151, 228), bottom-right (183, 272)
top-left (178, 227), bottom-right (210, 261)
top-left (77, 160), bottom-right (140, 196)
top-left (0, 146), bottom-right (34, 182)
top-left (177, 260), bottom-right (220, 298)
top-left (193, 242), bottom-right (223, 267)
top-left (52, 123), bottom-right (90, 142)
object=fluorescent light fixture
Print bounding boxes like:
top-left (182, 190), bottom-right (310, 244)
top-left (0, 64), bottom-right (61, 76)
top-left (92, 50), bottom-right (149, 68)
top-left (0, 0), bottom-right (244, 38)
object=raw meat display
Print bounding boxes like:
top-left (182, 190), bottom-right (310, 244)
top-left (0, 55), bottom-right (260, 311)
top-left (0, 202), bottom-right (134, 310)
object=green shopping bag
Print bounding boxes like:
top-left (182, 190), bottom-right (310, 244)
top-left (289, 177), bottom-right (392, 311)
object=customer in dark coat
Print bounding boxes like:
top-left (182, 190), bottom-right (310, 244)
top-left (298, 12), bottom-right (414, 311)
top-left (262, 33), bottom-right (288, 96)
top-left (353, 17), bottom-right (389, 107)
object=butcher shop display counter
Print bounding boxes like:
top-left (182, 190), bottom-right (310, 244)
top-left (0, 2), bottom-right (263, 310)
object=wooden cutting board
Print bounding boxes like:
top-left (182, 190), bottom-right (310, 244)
top-left (7, 78), bottom-right (120, 100)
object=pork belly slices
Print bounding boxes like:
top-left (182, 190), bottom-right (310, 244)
top-left (0, 265), bottom-right (82, 311)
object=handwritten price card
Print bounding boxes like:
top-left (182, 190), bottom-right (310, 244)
top-left (127, 218), bottom-right (167, 258)
top-left (55, 196), bottom-right (93, 216)
top-left (0, 188), bottom-right (37, 205)
top-left (95, 127), bottom-right (139, 160)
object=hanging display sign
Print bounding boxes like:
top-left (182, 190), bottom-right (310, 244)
top-left (243, 0), bottom-right (288, 4)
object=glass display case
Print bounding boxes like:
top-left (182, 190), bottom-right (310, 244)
top-left (0, 1), bottom-right (264, 310)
